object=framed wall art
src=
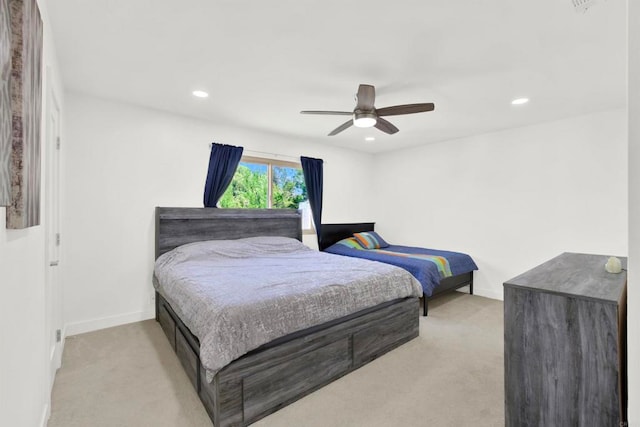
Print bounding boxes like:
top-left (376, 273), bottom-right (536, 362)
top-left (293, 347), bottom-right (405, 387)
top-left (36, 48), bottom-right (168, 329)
top-left (6, 0), bottom-right (43, 228)
top-left (0, 0), bottom-right (11, 206)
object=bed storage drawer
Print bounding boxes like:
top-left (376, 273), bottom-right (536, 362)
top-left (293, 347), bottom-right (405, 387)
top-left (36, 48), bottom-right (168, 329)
top-left (158, 301), bottom-right (176, 349)
top-left (200, 338), bottom-right (353, 427)
top-left (242, 337), bottom-right (351, 421)
top-left (176, 327), bottom-right (199, 390)
top-left (353, 300), bottom-right (418, 366)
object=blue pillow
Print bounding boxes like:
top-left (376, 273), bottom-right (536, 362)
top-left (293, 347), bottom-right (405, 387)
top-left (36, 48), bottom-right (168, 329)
top-left (353, 231), bottom-right (389, 249)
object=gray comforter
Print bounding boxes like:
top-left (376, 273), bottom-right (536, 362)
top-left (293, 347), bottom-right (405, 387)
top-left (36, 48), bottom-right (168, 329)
top-left (153, 236), bottom-right (422, 380)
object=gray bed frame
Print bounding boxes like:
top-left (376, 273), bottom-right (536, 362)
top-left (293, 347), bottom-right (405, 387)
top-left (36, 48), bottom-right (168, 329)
top-left (154, 207), bottom-right (419, 426)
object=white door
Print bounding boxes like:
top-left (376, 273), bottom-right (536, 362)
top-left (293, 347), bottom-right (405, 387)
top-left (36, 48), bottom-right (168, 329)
top-left (45, 85), bottom-right (62, 388)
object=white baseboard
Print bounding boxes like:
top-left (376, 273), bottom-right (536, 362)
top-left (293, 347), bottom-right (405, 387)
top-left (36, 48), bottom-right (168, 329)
top-left (65, 309), bottom-right (155, 336)
top-left (454, 284), bottom-right (503, 301)
top-left (471, 287), bottom-right (503, 301)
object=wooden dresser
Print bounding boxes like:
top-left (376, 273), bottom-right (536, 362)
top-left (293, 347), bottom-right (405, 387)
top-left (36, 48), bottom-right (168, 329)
top-left (504, 252), bottom-right (627, 426)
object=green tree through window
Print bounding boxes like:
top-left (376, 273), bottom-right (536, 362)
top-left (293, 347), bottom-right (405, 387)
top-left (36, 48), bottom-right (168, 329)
top-left (218, 163), bottom-right (268, 208)
top-left (272, 166), bottom-right (307, 209)
top-left (219, 157), bottom-right (313, 231)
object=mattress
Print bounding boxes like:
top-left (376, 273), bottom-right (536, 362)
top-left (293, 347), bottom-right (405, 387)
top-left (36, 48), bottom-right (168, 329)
top-left (324, 243), bottom-right (478, 296)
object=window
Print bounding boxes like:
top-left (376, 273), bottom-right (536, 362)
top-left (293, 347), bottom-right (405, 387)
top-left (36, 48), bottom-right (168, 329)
top-left (219, 156), bottom-right (314, 231)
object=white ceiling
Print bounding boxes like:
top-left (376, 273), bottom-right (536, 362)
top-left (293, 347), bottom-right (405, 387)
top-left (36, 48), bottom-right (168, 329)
top-left (47, 0), bottom-right (627, 153)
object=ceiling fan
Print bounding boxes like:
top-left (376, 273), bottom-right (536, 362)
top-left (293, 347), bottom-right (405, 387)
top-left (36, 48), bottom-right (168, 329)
top-left (300, 84), bottom-right (435, 136)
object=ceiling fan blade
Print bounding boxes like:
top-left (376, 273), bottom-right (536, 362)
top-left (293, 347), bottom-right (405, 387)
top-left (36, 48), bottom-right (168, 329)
top-left (376, 103), bottom-right (435, 116)
top-left (375, 118), bottom-right (399, 135)
top-left (356, 84), bottom-right (375, 110)
top-left (300, 110), bottom-right (352, 116)
top-left (328, 119), bottom-right (353, 136)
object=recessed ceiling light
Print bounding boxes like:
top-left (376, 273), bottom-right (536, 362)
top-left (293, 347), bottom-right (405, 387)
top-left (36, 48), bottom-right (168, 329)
top-left (365, 137), bottom-right (375, 142)
top-left (192, 90), bottom-right (209, 98)
top-left (511, 97), bottom-right (529, 105)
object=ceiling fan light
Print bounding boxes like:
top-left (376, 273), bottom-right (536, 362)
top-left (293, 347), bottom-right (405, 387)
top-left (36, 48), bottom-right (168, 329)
top-left (353, 112), bottom-right (377, 128)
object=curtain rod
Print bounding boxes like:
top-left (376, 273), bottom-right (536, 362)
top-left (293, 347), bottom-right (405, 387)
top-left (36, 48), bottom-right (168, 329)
top-left (244, 149), bottom-right (301, 161)
top-left (208, 145), bottom-right (325, 163)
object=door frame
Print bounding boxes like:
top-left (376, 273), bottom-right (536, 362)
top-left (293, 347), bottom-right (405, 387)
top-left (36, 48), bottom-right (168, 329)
top-left (44, 70), bottom-right (62, 391)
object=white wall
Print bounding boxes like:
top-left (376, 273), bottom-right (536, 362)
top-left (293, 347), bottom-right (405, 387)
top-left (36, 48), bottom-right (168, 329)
top-left (373, 110), bottom-right (628, 300)
top-left (61, 93), bottom-right (376, 335)
top-left (627, 0), bottom-right (639, 422)
top-left (0, 209), bottom-right (46, 427)
top-left (0, 1), bottom-right (65, 426)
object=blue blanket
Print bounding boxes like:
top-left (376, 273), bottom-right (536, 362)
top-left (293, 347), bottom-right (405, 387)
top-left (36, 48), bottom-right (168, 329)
top-left (324, 243), bottom-right (478, 297)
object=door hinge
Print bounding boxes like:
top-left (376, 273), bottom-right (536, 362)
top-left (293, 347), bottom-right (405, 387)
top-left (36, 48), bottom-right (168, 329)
top-left (56, 233), bottom-right (60, 246)
top-left (56, 137), bottom-right (60, 150)
top-left (56, 329), bottom-right (62, 342)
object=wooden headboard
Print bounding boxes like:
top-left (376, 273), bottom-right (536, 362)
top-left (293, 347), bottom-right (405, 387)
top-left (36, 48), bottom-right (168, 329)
top-left (155, 207), bottom-right (302, 258)
top-left (319, 222), bottom-right (375, 251)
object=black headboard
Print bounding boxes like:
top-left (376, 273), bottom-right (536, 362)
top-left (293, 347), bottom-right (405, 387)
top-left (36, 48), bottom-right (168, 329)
top-left (155, 207), bottom-right (302, 258)
top-left (319, 222), bottom-right (375, 251)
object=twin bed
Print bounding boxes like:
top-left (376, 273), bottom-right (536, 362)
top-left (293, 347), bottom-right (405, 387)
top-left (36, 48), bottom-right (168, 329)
top-left (319, 223), bottom-right (478, 316)
top-left (153, 207), bottom-right (477, 426)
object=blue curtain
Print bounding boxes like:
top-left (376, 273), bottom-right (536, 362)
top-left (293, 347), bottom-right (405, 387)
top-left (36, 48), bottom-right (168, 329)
top-left (203, 143), bottom-right (244, 207)
top-left (300, 156), bottom-right (323, 244)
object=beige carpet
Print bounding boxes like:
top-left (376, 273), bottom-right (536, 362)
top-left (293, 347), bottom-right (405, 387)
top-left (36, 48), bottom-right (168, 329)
top-left (49, 293), bottom-right (504, 427)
